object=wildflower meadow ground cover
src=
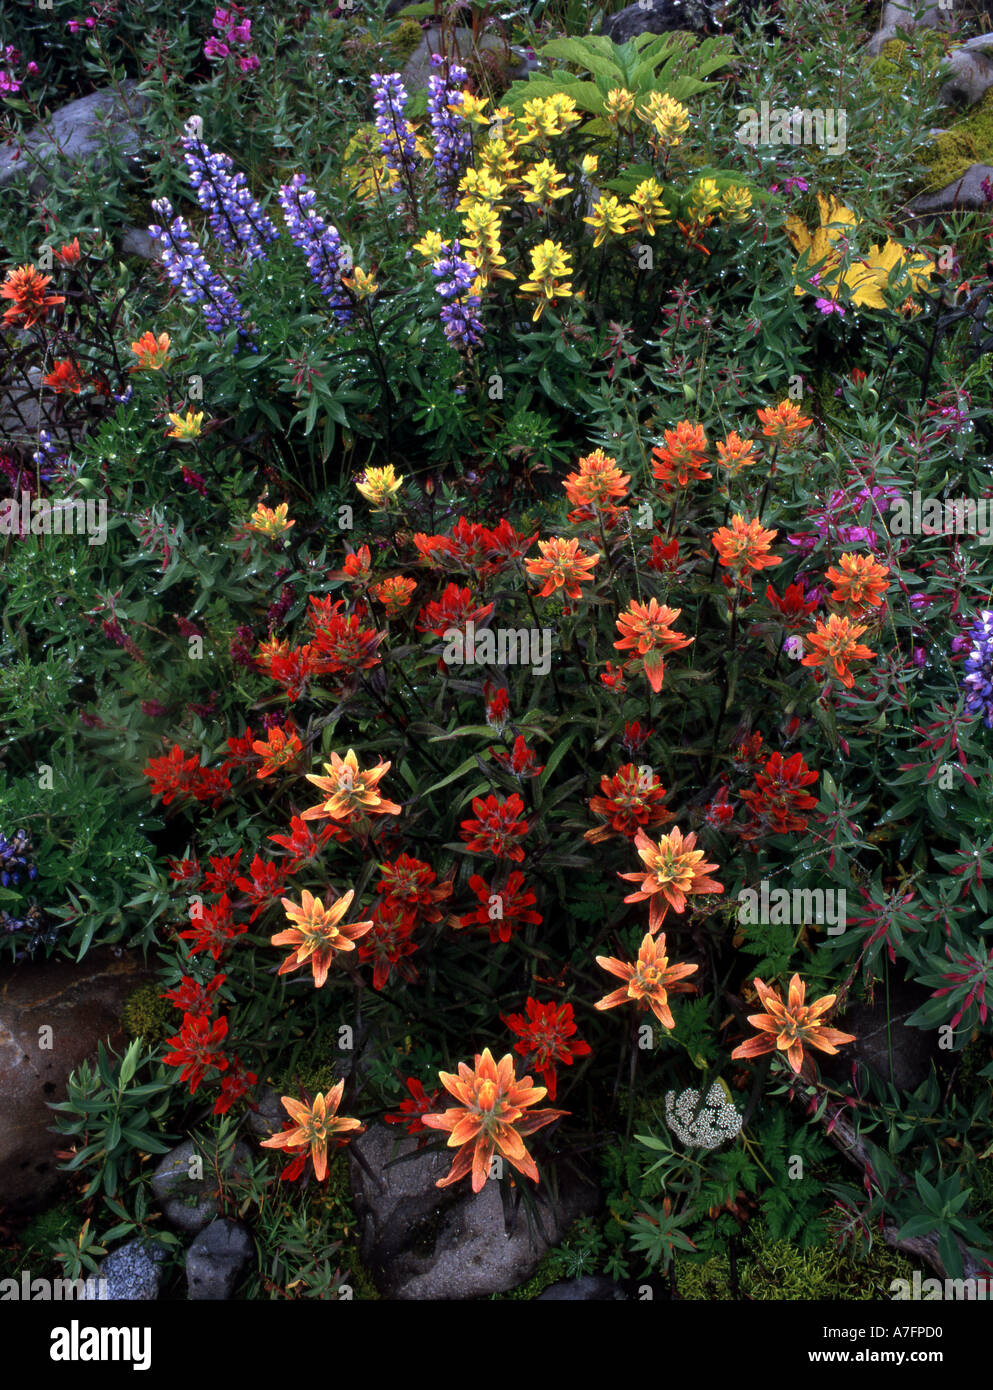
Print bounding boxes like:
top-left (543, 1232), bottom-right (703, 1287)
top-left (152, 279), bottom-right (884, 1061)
top-left (2, 0), bottom-right (993, 1327)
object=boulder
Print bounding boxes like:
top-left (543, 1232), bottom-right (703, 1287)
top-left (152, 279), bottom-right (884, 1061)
top-left (907, 161), bottom-right (993, 215)
top-left (0, 948), bottom-right (153, 1213)
top-left (349, 1122), bottom-right (599, 1299)
top-left (823, 977), bottom-right (939, 1093)
top-left (86, 1238), bottom-right (166, 1300)
top-left (939, 34), bottom-right (993, 107)
top-left (601, 0), bottom-right (715, 43)
top-left (150, 1138), bottom-right (253, 1234)
top-left (186, 1218), bottom-right (253, 1300)
top-left (0, 82), bottom-right (148, 196)
top-left (866, 0), bottom-right (955, 56)
top-left (401, 26), bottom-right (530, 96)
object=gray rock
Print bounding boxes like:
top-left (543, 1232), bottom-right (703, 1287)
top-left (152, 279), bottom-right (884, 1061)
top-left (186, 1218), bottom-right (253, 1300)
top-left (245, 1083), bottom-right (284, 1139)
top-left (0, 949), bottom-right (154, 1213)
top-left (349, 1122), bottom-right (598, 1299)
top-left (537, 1274), bottom-right (628, 1299)
top-left (401, 27), bottom-right (530, 96)
top-left (0, 83), bottom-right (148, 196)
top-left (119, 226), bottom-right (162, 261)
top-left (151, 1138), bottom-right (252, 1234)
top-left (907, 161), bottom-right (993, 216)
top-left (866, 0), bottom-right (954, 56)
top-left (939, 35), bottom-right (993, 106)
top-left (601, 0), bottom-right (714, 43)
top-left (89, 1238), bottom-right (166, 1301)
top-left (825, 978), bottom-right (938, 1092)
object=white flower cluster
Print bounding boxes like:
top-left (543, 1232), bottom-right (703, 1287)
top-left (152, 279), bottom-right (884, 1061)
top-left (665, 1083), bottom-right (743, 1150)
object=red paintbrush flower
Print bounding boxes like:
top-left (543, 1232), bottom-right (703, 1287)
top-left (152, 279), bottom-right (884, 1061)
top-left (384, 1076), bottom-right (443, 1137)
top-left (456, 870), bottom-right (542, 943)
top-left (586, 763), bottom-right (674, 843)
top-left (162, 1012), bottom-right (229, 1094)
top-left (501, 998), bottom-right (591, 1099)
top-left (739, 751), bottom-right (819, 841)
top-left (459, 793), bottom-right (530, 862)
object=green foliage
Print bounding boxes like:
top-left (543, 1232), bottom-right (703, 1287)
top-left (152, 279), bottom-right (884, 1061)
top-left (49, 1039), bottom-right (177, 1199)
top-left (503, 31), bottom-right (734, 127)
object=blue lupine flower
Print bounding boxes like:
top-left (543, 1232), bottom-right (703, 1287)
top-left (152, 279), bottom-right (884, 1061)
top-left (427, 55), bottom-right (470, 209)
top-left (963, 610), bottom-right (993, 728)
top-left (148, 197), bottom-right (255, 348)
top-left (277, 173), bottom-right (353, 324)
top-left (431, 239), bottom-right (483, 349)
top-left (181, 122), bottom-right (280, 259)
top-left (371, 71), bottom-right (418, 193)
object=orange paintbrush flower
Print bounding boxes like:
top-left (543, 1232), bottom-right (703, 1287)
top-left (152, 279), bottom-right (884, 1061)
top-left (259, 1082), bottom-right (364, 1180)
top-left (715, 430), bottom-right (756, 474)
top-left (618, 826), bottom-right (723, 933)
top-left (272, 887), bottom-right (374, 987)
top-left (595, 930), bottom-right (698, 1029)
top-left (421, 1048), bottom-right (567, 1194)
top-left (613, 596), bottom-right (693, 692)
top-left (801, 613), bottom-right (875, 688)
top-left (42, 358), bottom-right (86, 394)
top-left (130, 330), bottom-right (172, 371)
top-left (0, 263), bottom-right (65, 329)
top-left (562, 448), bottom-right (630, 519)
top-left (731, 974), bottom-right (856, 1073)
top-left (651, 421), bottom-right (711, 490)
top-left (252, 722), bottom-right (303, 779)
top-left (372, 574), bottom-right (417, 616)
top-left (711, 514), bottom-right (782, 592)
top-left (825, 552), bottom-right (890, 616)
top-left (301, 748), bottom-right (402, 823)
top-left (524, 536), bottom-right (600, 603)
top-left (756, 400), bottom-right (812, 444)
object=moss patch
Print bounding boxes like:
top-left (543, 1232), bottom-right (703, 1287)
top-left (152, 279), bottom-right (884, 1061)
top-left (121, 982), bottom-right (171, 1046)
top-left (675, 1233), bottom-right (919, 1299)
top-left (918, 87), bottom-right (993, 192)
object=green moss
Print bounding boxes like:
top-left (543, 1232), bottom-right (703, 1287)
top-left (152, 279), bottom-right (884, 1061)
top-left (320, 1153), bottom-right (382, 1300)
top-left (675, 1233), bottom-right (919, 1300)
top-left (493, 1248), bottom-right (566, 1300)
top-left (916, 87), bottom-right (993, 192)
top-left (121, 982), bottom-right (171, 1046)
top-left (384, 19), bottom-right (423, 68)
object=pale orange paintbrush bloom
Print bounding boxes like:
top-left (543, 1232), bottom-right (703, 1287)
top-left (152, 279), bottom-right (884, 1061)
top-left (711, 514), bottom-right (782, 592)
top-left (595, 931), bottom-right (698, 1029)
top-left (524, 536), bottom-right (600, 601)
top-left (301, 748), bottom-right (402, 822)
top-left (272, 888), bottom-right (374, 987)
top-left (259, 1082), bottom-right (364, 1180)
top-left (731, 974), bottom-right (856, 1073)
top-left (421, 1048), bottom-right (567, 1193)
top-left (618, 826), bottom-right (723, 933)
top-left (825, 552), bottom-right (890, 616)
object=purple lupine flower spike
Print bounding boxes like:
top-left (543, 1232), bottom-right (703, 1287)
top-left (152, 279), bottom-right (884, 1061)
top-left (181, 120), bottom-right (280, 260)
top-left (962, 610), bottom-right (993, 728)
top-left (427, 56), bottom-right (471, 209)
top-left (431, 239), bottom-right (483, 349)
top-left (148, 196), bottom-right (255, 348)
top-left (277, 173), bottom-right (354, 325)
top-left (371, 71), bottom-right (418, 193)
